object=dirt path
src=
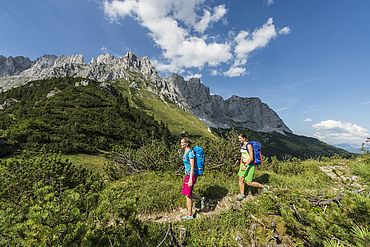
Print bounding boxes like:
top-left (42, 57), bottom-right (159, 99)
top-left (138, 194), bottom-right (256, 223)
top-left (138, 162), bottom-right (365, 224)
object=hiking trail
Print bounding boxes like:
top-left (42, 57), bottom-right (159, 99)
top-left (138, 194), bottom-right (256, 223)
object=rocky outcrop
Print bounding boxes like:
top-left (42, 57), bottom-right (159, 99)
top-left (0, 52), bottom-right (292, 133)
top-left (0, 52), bottom-right (160, 92)
top-left (0, 98), bottom-right (19, 111)
top-left (0, 56), bottom-right (32, 76)
top-left (162, 74), bottom-right (292, 133)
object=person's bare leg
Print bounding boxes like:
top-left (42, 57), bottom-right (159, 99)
top-left (186, 196), bottom-right (193, 215)
top-left (239, 176), bottom-right (245, 194)
top-left (246, 181), bottom-right (264, 189)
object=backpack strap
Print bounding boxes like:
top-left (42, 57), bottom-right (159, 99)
top-left (246, 142), bottom-right (254, 162)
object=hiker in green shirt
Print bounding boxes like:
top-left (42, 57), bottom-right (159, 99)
top-left (236, 134), bottom-right (267, 201)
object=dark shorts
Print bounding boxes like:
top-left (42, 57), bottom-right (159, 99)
top-left (181, 175), bottom-right (197, 197)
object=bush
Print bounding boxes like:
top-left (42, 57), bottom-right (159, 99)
top-left (0, 153), bottom-right (103, 246)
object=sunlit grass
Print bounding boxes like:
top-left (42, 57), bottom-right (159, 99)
top-left (112, 78), bottom-right (216, 138)
top-left (63, 154), bottom-right (109, 177)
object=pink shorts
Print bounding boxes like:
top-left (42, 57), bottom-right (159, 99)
top-left (181, 175), bottom-right (197, 197)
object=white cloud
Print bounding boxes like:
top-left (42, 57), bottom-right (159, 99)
top-left (103, 0), bottom-right (137, 22)
top-left (194, 5), bottom-right (227, 34)
top-left (278, 26), bottom-right (291, 35)
top-left (103, 1), bottom-right (289, 76)
top-left (304, 118), bottom-right (313, 122)
top-left (104, 0), bottom-right (231, 73)
top-left (224, 18), bottom-right (290, 75)
top-left (312, 120), bottom-right (369, 144)
top-left (234, 18), bottom-right (277, 61)
top-left (210, 69), bottom-right (220, 76)
top-left (223, 66), bottom-right (246, 77)
top-left (184, 73), bottom-right (202, 81)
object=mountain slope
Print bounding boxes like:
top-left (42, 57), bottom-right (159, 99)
top-left (111, 77), bottom-right (215, 138)
top-left (0, 52), bottom-right (291, 133)
top-left (0, 77), bottom-right (172, 155)
top-left (212, 127), bottom-right (350, 159)
top-left (0, 77), bottom-right (350, 158)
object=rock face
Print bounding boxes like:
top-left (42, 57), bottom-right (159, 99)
top-left (0, 56), bottom-right (32, 76)
top-left (0, 52), bottom-right (158, 91)
top-left (0, 52), bottom-right (292, 133)
top-left (161, 74), bottom-right (292, 133)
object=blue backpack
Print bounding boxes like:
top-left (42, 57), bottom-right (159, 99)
top-left (193, 146), bottom-right (205, 176)
top-left (247, 141), bottom-right (262, 165)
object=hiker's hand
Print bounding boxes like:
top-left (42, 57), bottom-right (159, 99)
top-left (188, 179), bottom-right (193, 187)
top-left (177, 149), bottom-right (182, 155)
top-left (241, 165), bottom-right (246, 171)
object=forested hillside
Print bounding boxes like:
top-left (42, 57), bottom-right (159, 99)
top-left (0, 77), bottom-right (172, 156)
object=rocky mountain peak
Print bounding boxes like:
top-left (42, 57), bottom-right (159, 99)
top-left (0, 51), bottom-right (292, 134)
top-left (54, 54), bottom-right (84, 67)
top-left (162, 74), bottom-right (292, 133)
top-left (93, 54), bottom-right (117, 65)
top-left (32, 55), bottom-right (58, 69)
top-left (0, 55), bottom-right (32, 76)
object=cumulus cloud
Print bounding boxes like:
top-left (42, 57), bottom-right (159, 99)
top-left (312, 120), bottom-right (369, 144)
top-left (103, 0), bottom-right (289, 76)
top-left (304, 118), bottom-right (313, 122)
top-left (224, 18), bottom-right (289, 76)
top-left (234, 18), bottom-right (277, 62)
top-left (194, 5), bottom-right (227, 34)
top-left (223, 66), bottom-right (246, 77)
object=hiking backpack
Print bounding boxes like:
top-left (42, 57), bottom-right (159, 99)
top-left (247, 141), bottom-right (262, 165)
top-left (193, 146), bottom-right (205, 176)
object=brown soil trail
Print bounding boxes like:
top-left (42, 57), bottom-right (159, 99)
top-left (138, 194), bottom-right (256, 223)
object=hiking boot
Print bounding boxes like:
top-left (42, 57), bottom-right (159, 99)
top-left (236, 194), bottom-right (246, 201)
top-left (200, 197), bottom-right (206, 211)
top-left (181, 215), bottom-right (194, 220)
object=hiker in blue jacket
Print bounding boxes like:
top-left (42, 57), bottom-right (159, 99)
top-left (236, 134), bottom-right (268, 201)
top-left (179, 137), bottom-right (204, 220)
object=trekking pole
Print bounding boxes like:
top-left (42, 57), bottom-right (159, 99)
top-left (156, 224), bottom-right (171, 247)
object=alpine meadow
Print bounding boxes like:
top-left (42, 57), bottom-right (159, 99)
top-left (0, 0), bottom-right (369, 246)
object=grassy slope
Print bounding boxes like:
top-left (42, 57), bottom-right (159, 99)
top-left (111, 78), bottom-right (216, 139)
top-left (92, 154), bottom-right (369, 246)
top-left (63, 154), bottom-right (110, 177)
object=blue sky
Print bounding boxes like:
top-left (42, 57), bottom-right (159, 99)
top-left (1, 0), bottom-right (369, 146)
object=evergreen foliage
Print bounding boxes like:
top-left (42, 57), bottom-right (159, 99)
top-left (0, 78), bottom-right (172, 155)
top-left (212, 127), bottom-right (351, 159)
top-left (0, 77), bottom-right (366, 246)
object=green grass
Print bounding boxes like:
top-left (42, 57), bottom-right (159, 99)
top-left (348, 154), bottom-right (370, 184)
top-left (102, 171), bottom-right (240, 214)
top-left (63, 154), bottom-right (110, 177)
top-left (112, 79), bottom-right (216, 139)
top-left (2, 151), bottom-right (369, 246)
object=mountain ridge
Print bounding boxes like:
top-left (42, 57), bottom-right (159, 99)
top-left (0, 52), bottom-right (291, 134)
